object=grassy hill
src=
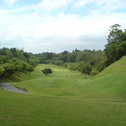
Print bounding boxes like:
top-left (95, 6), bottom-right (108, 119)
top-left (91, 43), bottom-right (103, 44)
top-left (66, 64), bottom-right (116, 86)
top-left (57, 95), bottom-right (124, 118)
top-left (79, 56), bottom-right (126, 98)
top-left (0, 57), bottom-right (126, 126)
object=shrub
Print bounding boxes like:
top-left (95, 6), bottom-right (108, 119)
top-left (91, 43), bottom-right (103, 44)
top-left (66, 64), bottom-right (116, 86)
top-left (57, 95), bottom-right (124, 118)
top-left (78, 64), bottom-right (92, 74)
top-left (3, 63), bottom-right (16, 76)
top-left (41, 68), bottom-right (53, 75)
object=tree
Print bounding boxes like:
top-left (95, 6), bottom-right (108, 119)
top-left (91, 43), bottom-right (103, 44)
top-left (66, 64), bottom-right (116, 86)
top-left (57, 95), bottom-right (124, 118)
top-left (105, 24), bottom-right (126, 65)
top-left (67, 53), bottom-right (77, 62)
top-left (59, 51), bottom-right (69, 62)
top-left (117, 41), bottom-right (126, 58)
top-left (41, 68), bottom-right (53, 75)
top-left (107, 24), bottom-right (122, 45)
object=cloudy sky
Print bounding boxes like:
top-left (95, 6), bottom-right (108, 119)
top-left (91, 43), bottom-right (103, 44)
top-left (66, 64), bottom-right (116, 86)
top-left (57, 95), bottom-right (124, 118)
top-left (0, 0), bottom-right (126, 53)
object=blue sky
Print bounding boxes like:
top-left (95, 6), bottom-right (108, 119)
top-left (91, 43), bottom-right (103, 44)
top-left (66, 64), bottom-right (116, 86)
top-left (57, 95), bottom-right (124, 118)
top-left (0, 0), bottom-right (126, 53)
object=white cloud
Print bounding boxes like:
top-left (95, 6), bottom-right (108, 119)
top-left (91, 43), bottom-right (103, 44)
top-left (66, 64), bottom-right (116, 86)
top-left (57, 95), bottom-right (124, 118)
top-left (2, 0), bottom-right (126, 13)
top-left (0, 0), bottom-right (126, 52)
top-left (4, 0), bottom-right (19, 6)
top-left (75, 0), bottom-right (126, 12)
top-left (0, 9), bottom-right (126, 53)
top-left (75, 0), bottom-right (93, 7)
top-left (37, 0), bottom-right (74, 11)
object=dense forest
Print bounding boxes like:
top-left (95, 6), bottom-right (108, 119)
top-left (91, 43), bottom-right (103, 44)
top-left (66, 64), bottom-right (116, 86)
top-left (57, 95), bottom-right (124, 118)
top-left (0, 24), bottom-right (126, 77)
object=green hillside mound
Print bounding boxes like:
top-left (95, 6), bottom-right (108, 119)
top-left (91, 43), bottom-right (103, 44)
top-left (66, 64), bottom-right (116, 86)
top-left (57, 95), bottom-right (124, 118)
top-left (96, 56), bottom-right (126, 78)
top-left (77, 56), bottom-right (126, 98)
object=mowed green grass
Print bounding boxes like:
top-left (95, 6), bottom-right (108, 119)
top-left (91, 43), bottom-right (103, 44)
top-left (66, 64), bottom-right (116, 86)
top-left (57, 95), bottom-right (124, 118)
top-left (0, 57), bottom-right (126, 126)
top-left (13, 65), bottom-right (85, 97)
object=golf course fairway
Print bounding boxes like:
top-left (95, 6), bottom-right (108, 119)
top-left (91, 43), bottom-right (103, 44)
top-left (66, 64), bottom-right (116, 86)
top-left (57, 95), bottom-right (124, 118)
top-left (0, 57), bottom-right (126, 126)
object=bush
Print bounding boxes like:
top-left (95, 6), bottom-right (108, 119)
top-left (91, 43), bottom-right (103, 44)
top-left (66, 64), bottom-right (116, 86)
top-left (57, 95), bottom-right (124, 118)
top-left (3, 63), bottom-right (16, 76)
top-left (11, 59), bottom-right (34, 72)
top-left (78, 64), bottom-right (92, 74)
top-left (41, 68), bottom-right (53, 75)
top-left (0, 59), bottom-right (34, 77)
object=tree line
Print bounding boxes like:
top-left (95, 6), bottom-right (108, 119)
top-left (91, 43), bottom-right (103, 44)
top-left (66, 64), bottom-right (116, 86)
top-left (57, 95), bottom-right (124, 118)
top-left (35, 49), bottom-right (105, 75)
top-left (0, 48), bottom-right (34, 77)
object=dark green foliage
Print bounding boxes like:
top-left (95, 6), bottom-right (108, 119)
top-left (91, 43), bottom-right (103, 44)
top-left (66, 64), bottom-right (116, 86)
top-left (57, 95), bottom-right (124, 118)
top-left (67, 53), bottom-right (77, 62)
top-left (64, 62), bottom-right (79, 71)
top-left (53, 60), bottom-right (64, 66)
top-left (58, 51), bottom-right (69, 62)
top-left (105, 24), bottom-right (126, 65)
top-left (0, 66), bottom-right (5, 76)
top-left (117, 41), bottom-right (126, 58)
top-left (0, 55), bottom-right (9, 64)
top-left (41, 68), bottom-right (53, 75)
top-left (0, 60), bottom-right (33, 77)
top-left (3, 63), bottom-right (16, 76)
top-left (37, 49), bottom-right (105, 74)
top-left (39, 52), bottom-right (56, 63)
top-left (0, 48), bottom-right (34, 77)
top-left (28, 53), bottom-right (41, 66)
top-left (107, 24), bottom-right (122, 44)
top-left (0, 48), bottom-right (28, 62)
top-left (78, 64), bottom-right (92, 74)
top-left (96, 61), bottom-right (106, 72)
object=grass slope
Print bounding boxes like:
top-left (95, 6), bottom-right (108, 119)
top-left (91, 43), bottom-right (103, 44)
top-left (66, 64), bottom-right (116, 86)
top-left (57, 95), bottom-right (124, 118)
top-left (0, 57), bottom-right (126, 126)
top-left (77, 56), bottom-right (126, 98)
